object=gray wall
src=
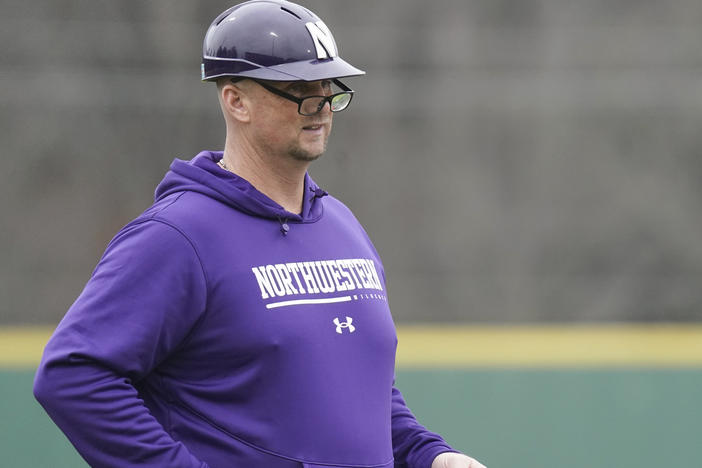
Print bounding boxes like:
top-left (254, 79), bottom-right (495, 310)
top-left (3, 0), bottom-right (702, 324)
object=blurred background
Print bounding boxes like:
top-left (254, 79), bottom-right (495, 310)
top-left (2, 0), bottom-right (701, 467)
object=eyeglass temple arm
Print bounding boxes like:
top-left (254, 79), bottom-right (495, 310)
top-left (333, 79), bottom-right (352, 92)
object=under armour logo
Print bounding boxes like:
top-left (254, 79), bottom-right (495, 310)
top-left (333, 316), bottom-right (355, 334)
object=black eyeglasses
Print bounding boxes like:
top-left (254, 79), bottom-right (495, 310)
top-left (232, 78), bottom-right (355, 116)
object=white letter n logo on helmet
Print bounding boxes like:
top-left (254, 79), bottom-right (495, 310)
top-left (305, 21), bottom-right (338, 59)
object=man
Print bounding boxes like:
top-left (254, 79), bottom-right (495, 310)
top-left (33, 1), bottom-right (486, 467)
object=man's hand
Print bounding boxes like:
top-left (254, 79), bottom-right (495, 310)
top-left (431, 452), bottom-right (487, 468)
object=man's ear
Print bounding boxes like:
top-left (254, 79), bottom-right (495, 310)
top-left (220, 81), bottom-right (250, 123)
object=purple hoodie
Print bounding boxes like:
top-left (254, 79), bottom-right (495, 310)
top-left (34, 151), bottom-right (455, 468)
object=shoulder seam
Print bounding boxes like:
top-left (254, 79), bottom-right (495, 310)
top-left (148, 192), bottom-right (187, 219)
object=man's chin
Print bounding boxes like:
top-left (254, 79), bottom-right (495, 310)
top-left (289, 145), bottom-right (326, 162)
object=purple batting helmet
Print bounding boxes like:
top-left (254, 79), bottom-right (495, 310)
top-left (201, 0), bottom-right (365, 82)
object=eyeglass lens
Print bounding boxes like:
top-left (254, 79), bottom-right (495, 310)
top-left (300, 92), bottom-right (352, 115)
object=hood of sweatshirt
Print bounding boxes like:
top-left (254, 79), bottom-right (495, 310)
top-left (154, 151), bottom-right (327, 224)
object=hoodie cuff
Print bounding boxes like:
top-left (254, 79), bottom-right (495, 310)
top-left (414, 444), bottom-right (460, 468)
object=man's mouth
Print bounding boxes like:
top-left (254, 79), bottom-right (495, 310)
top-left (303, 124), bottom-right (324, 131)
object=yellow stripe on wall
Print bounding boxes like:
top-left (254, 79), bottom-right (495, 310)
top-left (395, 324), bottom-right (702, 368)
top-left (0, 327), bottom-right (53, 368)
top-left (2, 324), bottom-right (702, 369)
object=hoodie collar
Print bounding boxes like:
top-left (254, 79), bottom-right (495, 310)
top-left (154, 151), bottom-right (326, 223)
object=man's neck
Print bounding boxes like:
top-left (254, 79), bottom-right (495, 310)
top-left (221, 140), bottom-right (309, 215)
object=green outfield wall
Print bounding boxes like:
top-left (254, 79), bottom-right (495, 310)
top-left (3, 325), bottom-right (701, 467)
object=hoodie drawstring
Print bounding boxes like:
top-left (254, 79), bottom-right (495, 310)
top-left (276, 188), bottom-right (327, 236)
top-left (277, 217), bottom-right (290, 236)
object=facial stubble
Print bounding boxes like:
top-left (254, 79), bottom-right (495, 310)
top-left (288, 127), bottom-right (330, 162)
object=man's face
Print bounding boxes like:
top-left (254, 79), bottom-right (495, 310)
top-left (248, 79), bottom-right (334, 163)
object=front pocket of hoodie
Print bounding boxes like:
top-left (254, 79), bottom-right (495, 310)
top-left (302, 460), bottom-right (394, 468)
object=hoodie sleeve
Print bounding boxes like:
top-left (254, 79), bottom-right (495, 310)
top-left (33, 220), bottom-right (209, 468)
top-left (391, 384), bottom-right (457, 468)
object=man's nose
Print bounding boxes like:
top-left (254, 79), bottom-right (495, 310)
top-left (319, 99), bottom-right (332, 114)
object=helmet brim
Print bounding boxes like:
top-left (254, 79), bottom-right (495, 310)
top-left (203, 56), bottom-right (365, 82)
